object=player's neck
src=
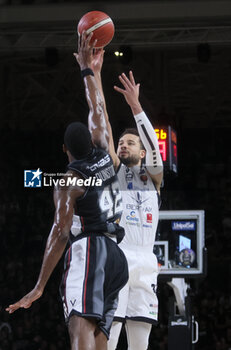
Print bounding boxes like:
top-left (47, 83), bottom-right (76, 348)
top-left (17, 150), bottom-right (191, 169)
top-left (125, 160), bottom-right (142, 168)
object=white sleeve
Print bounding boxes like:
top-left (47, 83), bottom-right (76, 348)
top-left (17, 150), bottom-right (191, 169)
top-left (134, 111), bottom-right (163, 175)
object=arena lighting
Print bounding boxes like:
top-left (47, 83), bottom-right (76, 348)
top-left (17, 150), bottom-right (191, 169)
top-left (114, 51), bottom-right (124, 57)
top-left (114, 46), bottom-right (133, 64)
top-left (155, 126), bottom-right (178, 174)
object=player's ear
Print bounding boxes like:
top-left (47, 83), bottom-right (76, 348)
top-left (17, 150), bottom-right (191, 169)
top-left (63, 144), bottom-right (67, 153)
top-left (140, 149), bottom-right (146, 159)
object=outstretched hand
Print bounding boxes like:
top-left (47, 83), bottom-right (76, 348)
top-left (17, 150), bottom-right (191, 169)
top-left (114, 71), bottom-right (141, 111)
top-left (92, 48), bottom-right (105, 74)
top-left (6, 287), bottom-right (43, 314)
top-left (73, 31), bottom-right (97, 70)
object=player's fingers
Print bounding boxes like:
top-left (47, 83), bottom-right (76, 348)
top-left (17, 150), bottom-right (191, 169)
top-left (6, 302), bottom-right (20, 313)
top-left (95, 48), bottom-right (103, 56)
top-left (129, 70), bottom-right (136, 86)
top-left (78, 34), bottom-right (81, 52)
top-left (82, 30), bottom-right (87, 42)
top-left (5, 306), bottom-right (12, 313)
top-left (6, 307), bottom-right (15, 314)
top-left (80, 31), bottom-right (87, 49)
top-left (92, 39), bottom-right (98, 49)
top-left (118, 75), bottom-right (130, 91)
top-left (121, 72), bottom-right (134, 88)
top-left (79, 31), bottom-right (86, 50)
top-left (85, 32), bottom-right (93, 48)
top-left (101, 49), bottom-right (105, 59)
top-left (94, 48), bottom-right (101, 55)
top-left (114, 85), bottom-right (126, 94)
top-left (97, 48), bottom-right (105, 60)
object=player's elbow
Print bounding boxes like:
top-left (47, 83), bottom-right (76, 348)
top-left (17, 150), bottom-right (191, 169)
top-left (54, 215), bottom-right (72, 241)
top-left (145, 151), bottom-right (163, 172)
top-left (146, 165), bottom-right (163, 176)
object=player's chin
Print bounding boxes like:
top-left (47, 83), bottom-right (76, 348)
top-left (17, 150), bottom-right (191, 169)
top-left (119, 153), bottom-right (128, 158)
top-left (119, 156), bottom-right (132, 166)
top-left (118, 155), bottom-right (127, 162)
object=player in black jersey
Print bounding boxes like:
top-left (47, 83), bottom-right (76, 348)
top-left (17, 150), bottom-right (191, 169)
top-left (6, 32), bottom-right (128, 350)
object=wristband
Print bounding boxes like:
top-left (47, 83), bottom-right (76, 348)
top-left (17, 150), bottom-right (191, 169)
top-left (81, 68), bottom-right (94, 78)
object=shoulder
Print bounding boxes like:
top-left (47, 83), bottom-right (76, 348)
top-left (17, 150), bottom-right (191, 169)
top-left (115, 161), bottom-right (123, 174)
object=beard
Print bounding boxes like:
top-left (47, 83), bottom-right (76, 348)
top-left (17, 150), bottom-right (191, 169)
top-left (119, 154), bottom-right (140, 166)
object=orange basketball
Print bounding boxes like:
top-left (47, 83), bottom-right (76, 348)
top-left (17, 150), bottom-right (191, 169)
top-left (77, 11), bottom-right (115, 48)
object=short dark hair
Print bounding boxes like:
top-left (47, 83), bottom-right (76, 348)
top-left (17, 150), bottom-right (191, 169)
top-left (64, 122), bottom-right (92, 159)
top-left (119, 128), bottom-right (145, 150)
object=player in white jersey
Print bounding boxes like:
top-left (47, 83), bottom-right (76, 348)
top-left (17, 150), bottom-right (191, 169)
top-left (91, 50), bottom-right (163, 350)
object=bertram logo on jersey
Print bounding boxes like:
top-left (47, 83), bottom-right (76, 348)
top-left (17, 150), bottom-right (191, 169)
top-left (172, 221), bottom-right (195, 231)
top-left (24, 168), bottom-right (102, 188)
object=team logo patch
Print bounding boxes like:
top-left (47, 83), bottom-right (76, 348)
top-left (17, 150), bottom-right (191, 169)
top-left (127, 182), bottom-right (133, 189)
top-left (126, 211), bottom-right (139, 222)
top-left (70, 299), bottom-right (76, 306)
top-left (146, 213), bottom-right (152, 223)
top-left (24, 168), bottom-right (42, 188)
top-left (139, 168), bottom-right (148, 185)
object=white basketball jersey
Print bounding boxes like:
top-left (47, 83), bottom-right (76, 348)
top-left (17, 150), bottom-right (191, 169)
top-left (117, 163), bottom-right (160, 248)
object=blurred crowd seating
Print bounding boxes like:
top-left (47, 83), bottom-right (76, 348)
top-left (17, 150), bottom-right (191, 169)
top-left (0, 127), bottom-right (231, 350)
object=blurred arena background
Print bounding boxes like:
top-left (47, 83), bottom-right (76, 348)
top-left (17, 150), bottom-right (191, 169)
top-left (0, 1), bottom-right (231, 349)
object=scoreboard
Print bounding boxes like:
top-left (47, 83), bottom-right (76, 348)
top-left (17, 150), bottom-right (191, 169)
top-left (155, 126), bottom-right (178, 174)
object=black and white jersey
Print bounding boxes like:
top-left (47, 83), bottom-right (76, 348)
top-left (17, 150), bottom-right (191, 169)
top-left (68, 148), bottom-right (123, 242)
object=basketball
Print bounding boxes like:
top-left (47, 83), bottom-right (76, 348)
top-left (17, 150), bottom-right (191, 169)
top-left (77, 11), bottom-right (115, 48)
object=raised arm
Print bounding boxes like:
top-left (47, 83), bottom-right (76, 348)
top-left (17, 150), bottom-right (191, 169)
top-left (6, 173), bottom-right (84, 314)
top-left (73, 32), bottom-right (109, 151)
top-left (91, 49), bottom-right (120, 168)
top-left (114, 71), bottom-right (163, 192)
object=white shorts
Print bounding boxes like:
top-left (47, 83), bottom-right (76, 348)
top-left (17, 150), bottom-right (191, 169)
top-left (114, 244), bottom-right (159, 324)
top-left (60, 235), bottom-right (128, 338)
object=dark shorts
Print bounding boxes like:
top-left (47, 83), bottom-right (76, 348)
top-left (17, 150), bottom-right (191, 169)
top-left (60, 235), bottom-right (128, 339)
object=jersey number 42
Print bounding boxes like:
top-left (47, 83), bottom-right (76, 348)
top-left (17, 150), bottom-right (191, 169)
top-left (99, 182), bottom-right (123, 220)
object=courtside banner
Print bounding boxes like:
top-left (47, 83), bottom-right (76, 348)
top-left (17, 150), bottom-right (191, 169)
top-left (171, 221), bottom-right (196, 231)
